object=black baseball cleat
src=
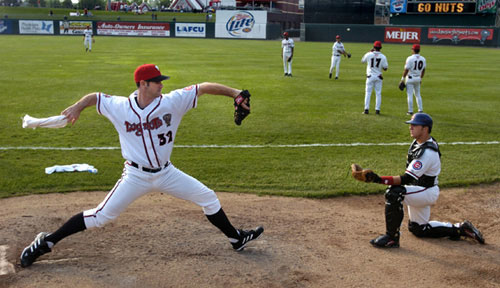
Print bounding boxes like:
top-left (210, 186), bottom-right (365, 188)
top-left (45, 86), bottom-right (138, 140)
top-left (407, 112), bottom-right (413, 115)
top-left (335, 77), bottom-right (338, 80)
top-left (329, 73), bottom-right (332, 79)
top-left (370, 234), bottom-right (400, 248)
top-left (232, 226), bottom-right (264, 251)
top-left (288, 74), bottom-right (292, 77)
top-left (363, 109), bottom-right (369, 115)
top-left (284, 73), bottom-right (288, 77)
top-left (20, 232), bottom-right (52, 267)
top-left (376, 110), bottom-right (380, 115)
top-left (460, 221), bottom-right (485, 244)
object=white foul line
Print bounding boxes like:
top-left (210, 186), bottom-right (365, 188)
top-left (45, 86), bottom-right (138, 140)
top-left (0, 141), bottom-right (498, 150)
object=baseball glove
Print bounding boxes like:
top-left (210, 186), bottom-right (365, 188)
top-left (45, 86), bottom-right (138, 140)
top-left (347, 53), bottom-right (351, 58)
top-left (234, 90), bottom-right (251, 126)
top-left (398, 81), bottom-right (406, 91)
top-left (287, 56), bottom-right (292, 62)
top-left (351, 163), bottom-right (380, 183)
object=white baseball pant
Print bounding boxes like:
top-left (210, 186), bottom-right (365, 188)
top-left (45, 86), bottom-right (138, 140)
top-left (403, 185), bottom-right (439, 225)
top-left (83, 162), bottom-right (221, 228)
top-left (329, 55), bottom-right (341, 78)
top-left (406, 76), bottom-right (423, 113)
top-left (283, 53), bottom-right (292, 74)
top-left (364, 76), bottom-right (383, 111)
top-left (84, 38), bottom-right (92, 50)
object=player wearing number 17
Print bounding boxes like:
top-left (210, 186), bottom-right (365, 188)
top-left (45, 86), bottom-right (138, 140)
top-left (401, 44), bottom-right (426, 115)
top-left (19, 64), bottom-right (262, 268)
top-left (361, 41), bottom-right (388, 115)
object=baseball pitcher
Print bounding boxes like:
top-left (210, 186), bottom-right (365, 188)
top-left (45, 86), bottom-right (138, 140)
top-left (19, 64), bottom-right (263, 268)
top-left (361, 41), bottom-right (388, 115)
top-left (351, 113), bottom-right (485, 248)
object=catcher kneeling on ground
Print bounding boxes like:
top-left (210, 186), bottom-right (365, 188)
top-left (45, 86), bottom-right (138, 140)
top-left (351, 113), bottom-right (485, 248)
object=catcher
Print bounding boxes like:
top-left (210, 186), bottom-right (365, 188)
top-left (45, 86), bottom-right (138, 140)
top-left (351, 113), bottom-right (484, 248)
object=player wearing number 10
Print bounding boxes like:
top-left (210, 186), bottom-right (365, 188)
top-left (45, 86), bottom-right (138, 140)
top-left (402, 44), bottom-right (426, 115)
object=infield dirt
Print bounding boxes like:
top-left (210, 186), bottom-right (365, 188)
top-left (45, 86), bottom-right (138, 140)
top-left (1, 183), bottom-right (499, 288)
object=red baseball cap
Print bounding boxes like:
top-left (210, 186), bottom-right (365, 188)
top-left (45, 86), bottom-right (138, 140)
top-left (336, 35), bottom-right (341, 39)
top-left (134, 64), bottom-right (169, 83)
top-left (412, 44), bottom-right (420, 50)
top-left (283, 32), bottom-right (289, 37)
top-left (373, 41), bottom-right (382, 48)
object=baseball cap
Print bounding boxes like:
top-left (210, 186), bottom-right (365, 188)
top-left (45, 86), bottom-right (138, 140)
top-left (373, 41), bottom-right (382, 48)
top-left (283, 32), bottom-right (289, 37)
top-left (412, 44), bottom-right (420, 50)
top-left (134, 64), bottom-right (169, 83)
top-left (336, 35), bottom-right (341, 39)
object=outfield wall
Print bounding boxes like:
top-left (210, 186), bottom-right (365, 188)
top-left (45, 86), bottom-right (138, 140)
top-left (303, 23), bottom-right (500, 47)
top-left (2, 19), bottom-right (499, 47)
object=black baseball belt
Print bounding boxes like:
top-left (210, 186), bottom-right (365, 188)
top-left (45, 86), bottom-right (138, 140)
top-left (128, 161), bottom-right (170, 173)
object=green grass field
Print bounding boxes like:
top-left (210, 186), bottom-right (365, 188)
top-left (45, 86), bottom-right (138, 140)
top-left (0, 35), bottom-right (499, 198)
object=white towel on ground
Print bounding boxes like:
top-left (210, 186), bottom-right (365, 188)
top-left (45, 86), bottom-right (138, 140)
top-left (45, 164), bottom-right (98, 174)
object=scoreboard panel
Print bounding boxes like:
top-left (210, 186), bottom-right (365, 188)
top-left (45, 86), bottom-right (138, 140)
top-left (406, 0), bottom-right (477, 14)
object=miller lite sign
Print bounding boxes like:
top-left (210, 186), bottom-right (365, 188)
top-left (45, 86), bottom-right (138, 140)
top-left (215, 10), bottom-right (267, 39)
top-left (385, 27), bottom-right (421, 43)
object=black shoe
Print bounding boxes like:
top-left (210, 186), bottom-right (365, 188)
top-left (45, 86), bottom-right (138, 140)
top-left (407, 112), bottom-right (413, 115)
top-left (288, 74), bottom-right (292, 77)
top-left (231, 226), bottom-right (264, 251)
top-left (370, 234), bottom-right (400, 248)
top-left (418, 110), bottom-right (423, 113)
top-left (329, 73), bottom-right (332, 79)
top-left (460, 221), bottom-right (485, 244)
top-left (363, 109), bottom-right (369, 114)
top-left (284, 73), bottom-right (288, 77)
top-left (335, 77), bottom-right (338, 80)
top-left (376, 110), bottom-right (380, 115)
top-left (20, 232), bottom-right (52, 267)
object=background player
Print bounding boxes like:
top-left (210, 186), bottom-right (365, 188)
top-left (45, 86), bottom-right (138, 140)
top-left (401, 44), bottom-right (426, 115)
top-left (329, 35), bottom-right (350, 80)
top-left (353, 113), bottom-right (485, 248)
top-left (83, 25), bottom-right (93, 52)
top-left (19, 64), bottom-right (264, 268)
top-left (281, 32), bottom-right (294, 77)
top-left (361, 41), bottom-right (388, 115)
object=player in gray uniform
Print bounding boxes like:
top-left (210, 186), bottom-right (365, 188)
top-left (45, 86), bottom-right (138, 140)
top-left (19, 64), bottom-right (264, 267)
top-left (358, 113), bottom-right (485, 248)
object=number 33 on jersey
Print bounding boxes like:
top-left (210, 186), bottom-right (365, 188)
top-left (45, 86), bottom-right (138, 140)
top-left (96, 85), bottom-right (199, 169)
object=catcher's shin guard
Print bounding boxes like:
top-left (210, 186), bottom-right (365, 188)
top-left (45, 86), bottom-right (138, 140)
top-left (384, 186), bottom-right (405, 239)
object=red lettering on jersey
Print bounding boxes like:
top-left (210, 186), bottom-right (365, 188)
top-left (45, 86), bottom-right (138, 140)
top-left (125, 117), bottom-right (164, 136)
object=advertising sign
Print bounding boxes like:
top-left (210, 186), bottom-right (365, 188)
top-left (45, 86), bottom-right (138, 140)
top-left (97, 22), bottom-right (170, 37)
top-left (406, 0), bottom-right (477, 14)
top-left (215, 10), bottom-right (267, 39)
top-left (390, 0), bottom-right (407, 13)
top-left (476, 0), bottom-right (497, 13)
top-left (0, 20), bottom-right (13, 34)
top-left (428, 28), bottom-right (494, 45)
top-left (19, 20), bottom-right (54, 34)
top-left (59, 21), bottom-right (92, 35)
top-left (385, 27), bottom-right (421, 43)
top-left (175, 23), bottom-right (206, 37)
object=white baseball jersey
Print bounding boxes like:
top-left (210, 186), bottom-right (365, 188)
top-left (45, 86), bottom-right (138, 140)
top-left (83, 28), bottom-right (92, 39)
top-left (361, 51), bottom-right (388, 77)
top-left (405, 54), bottom-right (426, 79)
top-left (405, 138), bottom-right (440, 184)
top-left (332, 42), bottom-right (345, 56)
top-left (282, 38), bottom-right (294, 54)
top-left (96, 85), bottom-right (198, 168)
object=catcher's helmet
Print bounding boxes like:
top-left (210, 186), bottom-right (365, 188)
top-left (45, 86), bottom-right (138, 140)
top-left (406, 113), bottom-right (433, 132)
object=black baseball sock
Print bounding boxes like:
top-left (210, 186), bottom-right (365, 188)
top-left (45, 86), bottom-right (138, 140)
top-left (45, 212), bottom-right (86, 245)
top-left (205, 208), bottom-right (239, 240)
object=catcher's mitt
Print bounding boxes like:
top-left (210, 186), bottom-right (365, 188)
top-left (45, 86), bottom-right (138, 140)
top-left (234, 90), bottom-right (251, 126)
top-left (347, 53), bottom-right (351, 58)
top-left (351, 163), bottom-right (380, 183)
top-left (398, 81), bottom-right (406, 91)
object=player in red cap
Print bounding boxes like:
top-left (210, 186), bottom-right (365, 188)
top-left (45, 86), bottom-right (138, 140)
top-left (281, 32), bottom-right (294, 76)
top-left (401, 44), bottom-right (426, 115)
top-left (83, 25), bottom-right (93, 52)
top-left (360, 41), bottom-right (388, 115)
top-left (329, 35), bottom-right (351, 80)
